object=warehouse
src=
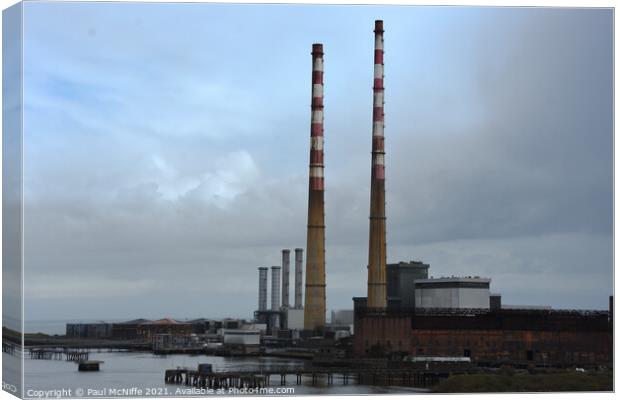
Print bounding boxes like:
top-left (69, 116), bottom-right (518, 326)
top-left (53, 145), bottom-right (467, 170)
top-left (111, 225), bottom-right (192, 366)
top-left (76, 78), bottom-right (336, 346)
top-left (66, 322), bottom-right (113, 339)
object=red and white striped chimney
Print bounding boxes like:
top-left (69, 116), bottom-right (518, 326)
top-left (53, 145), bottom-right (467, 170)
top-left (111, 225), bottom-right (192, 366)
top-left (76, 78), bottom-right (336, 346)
top-left (367, 20), bottom-right (387, 309)
top-left (304, 43), bottom-right (327, 330)
top-left (372, 20), bottom-right (385, 181)
top-left (309, 43), bottom-right (325, 191)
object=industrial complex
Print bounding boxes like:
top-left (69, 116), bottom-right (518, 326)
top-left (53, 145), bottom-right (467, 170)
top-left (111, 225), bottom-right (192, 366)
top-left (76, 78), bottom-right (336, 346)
top-left (60, 19), bottom-right (613, 371)
top-left (242, 19), bottom-right (612, 369)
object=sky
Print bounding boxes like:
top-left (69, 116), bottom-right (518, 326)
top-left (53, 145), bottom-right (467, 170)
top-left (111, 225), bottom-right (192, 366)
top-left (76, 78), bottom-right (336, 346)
top-left (18, 2), bottom-right (613, 323)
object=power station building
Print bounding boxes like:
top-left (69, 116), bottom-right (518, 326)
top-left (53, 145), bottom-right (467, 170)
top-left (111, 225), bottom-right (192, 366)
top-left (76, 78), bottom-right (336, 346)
top-left (414, 277), bottom-right (491, 310)
top-left (353, 298), bottom-right (612, 366)
top-left (254, 249), bottom-right (305, 333)
top-left (350, 19), bottom-right (612, 368)
top-left (386, 261), bottom-right (429, 309)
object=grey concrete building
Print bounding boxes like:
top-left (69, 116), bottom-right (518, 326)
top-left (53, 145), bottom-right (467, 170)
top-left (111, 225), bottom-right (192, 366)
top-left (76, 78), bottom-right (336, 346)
top-left (414, 277), bottom-right (491, 309)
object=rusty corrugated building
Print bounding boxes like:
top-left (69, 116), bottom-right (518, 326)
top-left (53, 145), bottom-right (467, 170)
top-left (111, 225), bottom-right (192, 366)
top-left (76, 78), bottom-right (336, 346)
top-left (111, 318), bottom-right (152, 340)
top-left (136, 318), bottom-right (193, 340)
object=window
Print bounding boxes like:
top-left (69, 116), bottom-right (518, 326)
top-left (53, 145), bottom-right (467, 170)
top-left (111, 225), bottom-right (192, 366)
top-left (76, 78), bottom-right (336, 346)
top-left (527, 350), bottom-right (534, 361)
top-left (464, 349), bottom-right (471, 357)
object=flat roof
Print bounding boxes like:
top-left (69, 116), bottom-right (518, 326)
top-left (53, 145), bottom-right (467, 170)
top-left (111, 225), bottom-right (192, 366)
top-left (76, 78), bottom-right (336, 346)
top-left (387, 261), bottom-right (429, 268)
top-left (415, 277), bottom-right (490, 284)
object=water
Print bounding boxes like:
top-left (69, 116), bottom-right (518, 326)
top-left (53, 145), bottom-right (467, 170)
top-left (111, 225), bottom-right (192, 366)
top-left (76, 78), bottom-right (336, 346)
top-left (16, 352), bottom-right (427, 397)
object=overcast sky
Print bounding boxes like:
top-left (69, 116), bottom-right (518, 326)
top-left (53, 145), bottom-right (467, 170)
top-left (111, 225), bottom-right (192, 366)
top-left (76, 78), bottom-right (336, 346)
top-left (20, 2), bottom-right (612, 324)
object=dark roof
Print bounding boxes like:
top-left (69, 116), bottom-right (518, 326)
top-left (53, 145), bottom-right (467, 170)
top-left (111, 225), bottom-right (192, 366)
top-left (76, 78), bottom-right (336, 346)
top-left (116, 318), bottom-right (152, 325)
top-left (141, 318), bottom-right (190, 326)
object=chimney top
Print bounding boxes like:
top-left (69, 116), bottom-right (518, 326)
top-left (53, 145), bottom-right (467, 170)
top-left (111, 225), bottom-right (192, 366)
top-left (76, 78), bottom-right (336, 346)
top-left (312, 43), bottom-right (324, 54)
top-left (374, 20), bottom-right (384, 33)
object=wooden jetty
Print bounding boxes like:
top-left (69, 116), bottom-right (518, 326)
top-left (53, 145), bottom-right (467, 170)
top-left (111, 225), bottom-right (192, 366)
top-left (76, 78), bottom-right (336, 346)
top-left (28, 348), bottom-right (89, 362)
top-left (66, 351), bottom-right (89, 362)
top-left (164, 367), bottom-right (452, 389)
top-left (2, 341), bottom-right (17, 355)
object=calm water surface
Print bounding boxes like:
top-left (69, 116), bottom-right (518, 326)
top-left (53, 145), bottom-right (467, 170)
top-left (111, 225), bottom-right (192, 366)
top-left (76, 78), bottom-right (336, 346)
top-left (16, 352), bottom-right (426, 397)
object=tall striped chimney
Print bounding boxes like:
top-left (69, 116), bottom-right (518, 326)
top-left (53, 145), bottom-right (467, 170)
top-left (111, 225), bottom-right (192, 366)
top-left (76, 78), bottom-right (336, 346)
top-left (367, 20), bottom-right (387, 309)
top-left (281, 249), bottom-right (290, 308)
top-left (304, 43), bottom-right (326, 329)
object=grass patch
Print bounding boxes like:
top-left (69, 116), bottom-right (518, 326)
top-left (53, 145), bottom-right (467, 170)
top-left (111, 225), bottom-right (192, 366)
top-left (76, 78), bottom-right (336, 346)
top-left (433, 371), bottom-right (613, 393)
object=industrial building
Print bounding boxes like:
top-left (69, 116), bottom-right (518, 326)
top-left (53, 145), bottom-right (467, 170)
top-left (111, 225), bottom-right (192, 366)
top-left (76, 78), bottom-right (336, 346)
top-left (353, 298), bottom-right (612, 366)
top-left (285, 308), bottom-right (305, 330)
top-left (414, 277), bottom-right (491, 309)
top-left (331, 310), bottom-right (354, 326)
top-left (136, 318), bottom-right (193, 340)
top-left (66, 322), bottom-right (113, 339)
top-left (220, 329), bottom-right (261, 347)
top-left (111, 319), bottom-right (151, 340)
top-left (386, 261), bottom-right (429, 308)
top-left (356, 261), bottom-right (611, 365)
top-left (350, 19), bottom-right (612, 368)
top-left (152, 333), bottom-right (201, 352)
top-left (254, 249), bottom-right (306, 333)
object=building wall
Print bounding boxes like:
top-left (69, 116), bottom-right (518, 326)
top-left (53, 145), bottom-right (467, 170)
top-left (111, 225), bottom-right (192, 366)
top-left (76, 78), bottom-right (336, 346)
top-left (415, 287), bottom-right (490, 309)
top-left (111, 324), bottom-right (140, 340)
top-left (398, 266), bottom-right (428, 308)
top-left (386, 262), bottom-right (429, 308)
top-left (66, 323), bottom-right (113, 339)
top-left (410, 329), bottom-right (611, 365)
top-left (137, 324), bottom-right (193, 340)
top-left (353, 311), bottom-right (612, 366)
top-left (331, 309), bottom-right (354, 325)
top-left (222, 330), bottom-right (260, 346)
top-left (353, 314), bottom-right (412, 356)
top-left (152, 334), bottom-right (199, 350)
top-left (286, 308), bottom-right (304, 330)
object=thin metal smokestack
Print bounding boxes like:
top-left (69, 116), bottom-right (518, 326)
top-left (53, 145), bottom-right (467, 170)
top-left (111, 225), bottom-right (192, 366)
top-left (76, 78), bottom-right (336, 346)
top-left (258, 267), bottom-right (268, 311)
top-left (304, 43), bottom-right (326, 329)
top-left (294, 248), bottom-right (303, 309)
top-left (281, 249), bottom-right (290, 308)
top-left (271, 266), bottom-right (281, 311)
top-left (367, 20), bottom-right (387, 309)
